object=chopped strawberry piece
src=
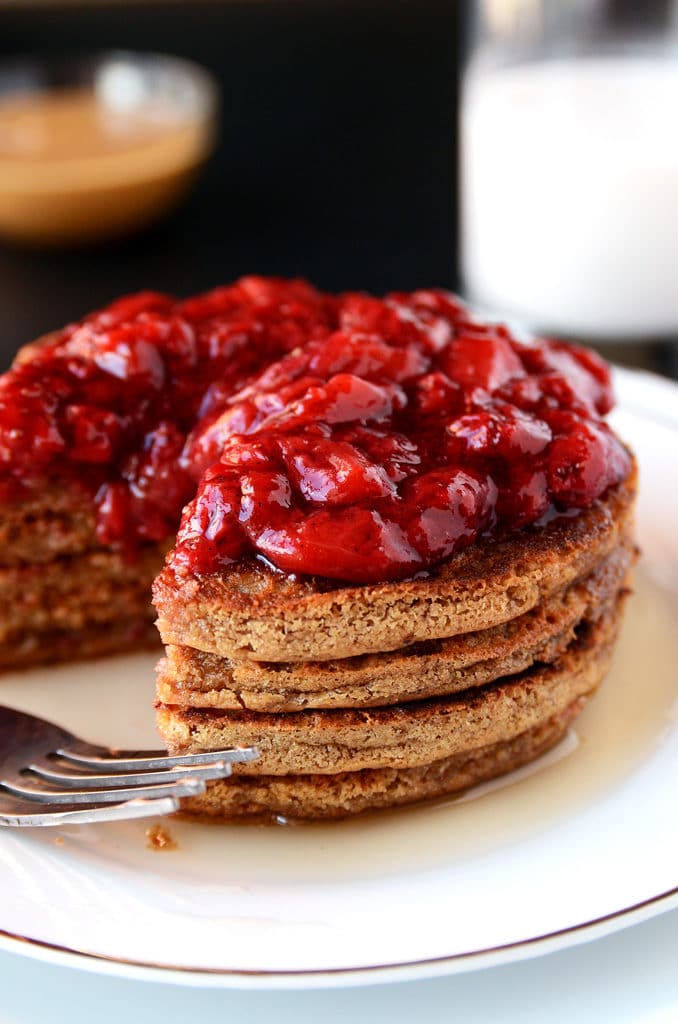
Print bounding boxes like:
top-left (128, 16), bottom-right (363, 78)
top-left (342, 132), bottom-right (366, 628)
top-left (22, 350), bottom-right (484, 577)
top-left (442, 330), bottom-right (525, 392)
top-left (66, 406), bottom-right (123, 463)
top-left (447, 406), bottom-right (552, 457)
top-left (280, 438), bottom-right (395, 506)
top-left (252, 508), bottom-right (422, 582)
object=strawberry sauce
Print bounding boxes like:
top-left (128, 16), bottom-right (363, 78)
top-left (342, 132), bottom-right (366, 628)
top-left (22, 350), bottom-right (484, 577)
top-left (0, 278), bottom-right (631, 582)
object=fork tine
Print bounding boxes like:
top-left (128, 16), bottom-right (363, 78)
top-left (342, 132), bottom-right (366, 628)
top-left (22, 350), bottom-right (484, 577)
top-left (0, 705), bottom-right (259, 826)
top-left (56, 743), bottom-right (259, 771)
top-left (27, 759), bottom-right (232, 789)
top-left (1, 775), bottom-right (208, 805)
top-left (0, 795), bottom-right (182, 828)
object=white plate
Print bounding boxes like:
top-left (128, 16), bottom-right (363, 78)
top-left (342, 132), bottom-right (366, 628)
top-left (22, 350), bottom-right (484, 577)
top-left (0, 366), bottom-right (675, 990)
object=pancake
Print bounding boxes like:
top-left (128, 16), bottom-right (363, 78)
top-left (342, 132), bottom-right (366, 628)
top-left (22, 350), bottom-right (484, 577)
top-left (176, 698), bottom-right (586, 821)
top-left (0, 618), bottom-right (160, 671)
top-left (157, 537), bottom-right (634, 711)
top-left (0, 482), bottom-right (97, 567)
top-left (154, 465), bottom-right (636, 664)
top-left (157, 597), bottom-right (621, 779)
top-left (0, 545), bottom-right (165, 654)
top-left (0, 474), bottom-right (166, 668)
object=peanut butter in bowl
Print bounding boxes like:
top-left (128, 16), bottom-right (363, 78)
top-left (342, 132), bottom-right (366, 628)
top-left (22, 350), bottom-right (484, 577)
top-left (0, 53), bottom-right (217, 246)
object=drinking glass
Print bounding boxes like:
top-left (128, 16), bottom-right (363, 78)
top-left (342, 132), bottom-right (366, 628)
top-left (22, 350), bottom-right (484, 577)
top-left (460, 0), bottom-right (678, 352)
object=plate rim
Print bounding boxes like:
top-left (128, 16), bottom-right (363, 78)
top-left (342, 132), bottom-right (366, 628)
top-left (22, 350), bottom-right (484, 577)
top-left (1, 363), bottom-right (676, 989)
top-left (0, 883), bottom-right (677, 989)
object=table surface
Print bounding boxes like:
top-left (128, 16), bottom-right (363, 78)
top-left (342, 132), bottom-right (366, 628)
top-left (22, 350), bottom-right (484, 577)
top-left (0, 904), bottom-right (676, 1023)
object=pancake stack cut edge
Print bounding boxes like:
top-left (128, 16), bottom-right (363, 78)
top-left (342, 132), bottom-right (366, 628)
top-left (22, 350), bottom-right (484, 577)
top-left (0, 482), bottom-right (166, 670)
top-left (153, 465), bottom-right (638, 822)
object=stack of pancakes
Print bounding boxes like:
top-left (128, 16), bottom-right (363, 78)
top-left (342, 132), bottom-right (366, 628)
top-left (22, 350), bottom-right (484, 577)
top-left (154, 464), bottom-right (636, 821)
top-left (0, 334), bottom-right (166, 671)
top-left (0, 481), bottom-right (164, 671)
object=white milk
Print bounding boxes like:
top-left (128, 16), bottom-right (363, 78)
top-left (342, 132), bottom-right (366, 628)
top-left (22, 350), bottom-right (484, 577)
top-left (461, 56), bottom-right (678, 337)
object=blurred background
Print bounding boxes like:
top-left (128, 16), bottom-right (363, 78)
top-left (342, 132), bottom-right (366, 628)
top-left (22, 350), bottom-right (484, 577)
top-left (0, 0), bottom-right (676, 380)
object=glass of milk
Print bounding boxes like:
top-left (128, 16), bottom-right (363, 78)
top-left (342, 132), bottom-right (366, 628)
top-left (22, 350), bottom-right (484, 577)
top-left (460, 0), bottom-right (678, 339)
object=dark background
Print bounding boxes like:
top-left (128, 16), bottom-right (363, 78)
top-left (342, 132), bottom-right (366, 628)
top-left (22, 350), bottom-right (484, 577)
top-left (0, 0), bottom-right (461, 363)
top-left (0, 0), bottom-right (674, 378)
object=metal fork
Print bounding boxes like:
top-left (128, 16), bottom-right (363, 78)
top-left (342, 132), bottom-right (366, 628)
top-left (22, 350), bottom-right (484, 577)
top-left (0, 705), bottom-right (258, 827)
